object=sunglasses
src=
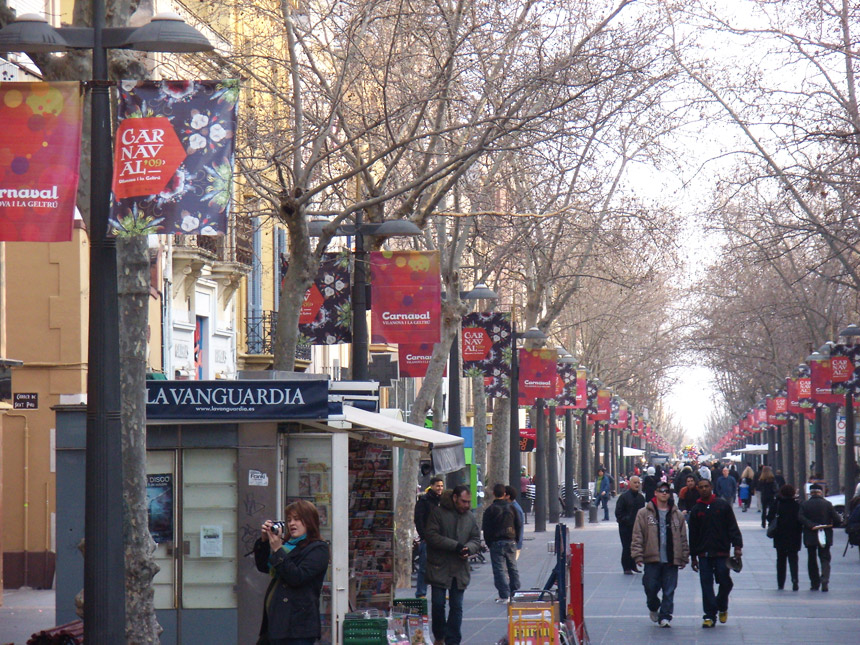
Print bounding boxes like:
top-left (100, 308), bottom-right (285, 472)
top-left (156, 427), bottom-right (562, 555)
top-left (656, 489), bottom-right (671, 494)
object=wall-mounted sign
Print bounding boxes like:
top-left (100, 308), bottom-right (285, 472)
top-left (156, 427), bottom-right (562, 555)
top-left (146, 379), bottom-right (329, 421)
top-left (13, 392), bottom-right (37, 409)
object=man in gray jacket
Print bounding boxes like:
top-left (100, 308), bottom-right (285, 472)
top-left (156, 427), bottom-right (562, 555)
top-left (425, 485), bottom-right (482, 645)
top-left (798, 483), bottom-right (841, 591)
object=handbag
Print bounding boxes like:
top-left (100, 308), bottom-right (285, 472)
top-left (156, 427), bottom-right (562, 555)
top-left (766, 513), bottom-right (778, 538)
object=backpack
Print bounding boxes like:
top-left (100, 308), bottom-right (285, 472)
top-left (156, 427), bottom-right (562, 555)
top-left (501, 505), bottom-right (517, 541)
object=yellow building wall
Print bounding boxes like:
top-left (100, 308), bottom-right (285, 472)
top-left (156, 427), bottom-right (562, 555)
top-left (1, 223), bottom-right (88, 589)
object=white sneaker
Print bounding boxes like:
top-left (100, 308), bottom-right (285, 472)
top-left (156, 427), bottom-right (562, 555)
top-left (495, 597), bottom-right (509, 604)
top-left (658, 619), bottom-right (671, 628)
top-left (649, 610), bottom-right (659, 623)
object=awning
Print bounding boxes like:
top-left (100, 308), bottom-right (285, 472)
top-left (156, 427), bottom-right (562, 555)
top-left (622, 446), bottom-right (646, 457)
top-left (735, 444), bottom-right (769, 455)
top-left (326, 404), bottom-right (466, 473)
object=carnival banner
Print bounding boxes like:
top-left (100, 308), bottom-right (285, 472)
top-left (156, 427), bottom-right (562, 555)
top-left (111, 80), bottom-right (239, 235)
top-left (398, 343), bottom-right (442, 378)
top-left (517, 348), bottom-right (556, 406)
top-left (370, 250), bottom-right (441, 344)
top-left (0, 82), bottom-right (83, 242)
top-left (461, 312), bottom-right (512, 398)
top-left (593, 389), bottom-right (611, 421)
top-left (575, 369), bottom-right (588, 409)
top-left (556, 361), bottom-right (577, 407)
top-left (810, 357), bottom-right (844, 405)
top-left (766, 396), bottom-right (787, 425)
top-left (281, 251), bottom-right (352, 345)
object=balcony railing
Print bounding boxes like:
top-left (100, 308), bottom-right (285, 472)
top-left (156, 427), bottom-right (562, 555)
top-left (174, 215), bottom-right (253, 266)
top-left (247, 311), bottom-right (312, 361)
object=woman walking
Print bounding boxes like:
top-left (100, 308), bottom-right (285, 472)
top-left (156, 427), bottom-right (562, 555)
top-left (739, 465), bottom-right (755, 512)
top-left (766, 484), bottom-right (803, 591)
top-left (758, 466), bottom-right (777, 528)
top-left (254, 499), bottom-right (330, 645)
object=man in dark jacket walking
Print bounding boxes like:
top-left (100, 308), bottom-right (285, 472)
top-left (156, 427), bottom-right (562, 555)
top-left (714, 467), bottom-right (737, 504)
top-left (615, 475), bottom-right (645, 574)
top-left (425, 485), bottom-right (482, 645)
top-left (483, 483), bottom-right (522, 602)
top-left (798, 483), bottom-right (841, 591)
top-left (414, 476), bottom-right (444, 598)
top-left (689, 478), bottom-right (743, 628)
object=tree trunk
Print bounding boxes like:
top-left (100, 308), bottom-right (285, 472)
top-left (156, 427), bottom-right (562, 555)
top-left (117, 235), bottom-right (160, 643)
top-left (487, 399), bottom-right (510, 512)
top-left (273, 197), bottom-right (318, 370)
top-left (471, 376), bottom-right (488, 527)
top-left (393, 306), bottom-right (458, 589)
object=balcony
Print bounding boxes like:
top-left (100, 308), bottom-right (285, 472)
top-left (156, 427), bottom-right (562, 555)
top-left (244, 311), bottom-right (312, 367)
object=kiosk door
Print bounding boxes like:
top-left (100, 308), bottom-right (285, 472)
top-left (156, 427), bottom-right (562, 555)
top-left (147, 448), bottom-right (239, 644)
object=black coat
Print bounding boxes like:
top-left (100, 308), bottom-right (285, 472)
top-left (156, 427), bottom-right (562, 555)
top-left (688, 495), bottom-right (743, 558)
top-left (767, 496), bottom-right (802, 552)
top-left (414, 489), bottom-right (441, 539)
top-left (798, 495), bottom-right (841, 548)
top-left (758, 480), bottom-right (777, 505)
top-left (254, 538), bottom-right (330, 640)
top-left (614, 489), bottom-right (645, 528)
top-left (482, 499), bottom-right (522, 545)
top-left (642, 475), bottom-right (660, 501)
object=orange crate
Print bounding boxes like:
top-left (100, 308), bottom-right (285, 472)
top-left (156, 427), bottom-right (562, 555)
top-left (508, 601), bottom-right (559, 645)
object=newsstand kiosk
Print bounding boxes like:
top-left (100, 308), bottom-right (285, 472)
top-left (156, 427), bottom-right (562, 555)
top-left (54, 377), bottom-right (464, 645)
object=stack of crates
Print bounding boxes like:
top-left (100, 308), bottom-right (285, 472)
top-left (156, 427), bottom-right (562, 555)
top-left (508, 591), bottom-right (559, 645)
top-left (342, 617), bottom-right (389, 645)
top-left (391, 597), bottom-right (428, 616)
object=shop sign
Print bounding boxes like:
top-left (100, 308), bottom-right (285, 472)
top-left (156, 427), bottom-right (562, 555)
top-left (146, 379), bottom-right (329, 420)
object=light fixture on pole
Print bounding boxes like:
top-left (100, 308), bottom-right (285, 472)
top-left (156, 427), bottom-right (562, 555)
top-left (838, 323), bottom-right (860, 509)
top-left (307, 216), bottom-right (421, 380)
top-left (0, 8), bottom-right (212, 642)
top-left (508, 325), bottom-right (548, 493)
top-left (558, 353), bottom-right (577, 517)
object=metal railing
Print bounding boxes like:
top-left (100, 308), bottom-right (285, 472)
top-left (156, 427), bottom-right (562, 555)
top-left (174, 215), bottom-right (253, 266)
top-left (246, 311), bottom-right (312, 361)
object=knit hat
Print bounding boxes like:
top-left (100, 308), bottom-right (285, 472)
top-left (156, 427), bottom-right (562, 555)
top-left (646, 466), bottom-right (656, 476)
top-left (809, 483), bottom-right (823, 491)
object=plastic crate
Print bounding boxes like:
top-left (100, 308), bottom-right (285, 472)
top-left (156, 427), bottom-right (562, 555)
top-left (343, 617), bottom-right (389, 645)
top-left (508, 601), bottom-right (559, 645)
top-left (392, 597), bottom-right (428, 615)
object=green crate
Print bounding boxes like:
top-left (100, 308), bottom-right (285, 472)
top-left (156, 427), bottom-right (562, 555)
top-left (343, 618), bottom-right (388, 645)
top-left (391, 597), bottom-right (428, 616)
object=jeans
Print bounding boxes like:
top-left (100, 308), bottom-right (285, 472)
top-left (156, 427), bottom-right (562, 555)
top-left (489, 540), bottom-right (520, 599)
top-left (806, 545), bottom-right (831, 587)
top-left (431, 582), bottom-right (465, 645)
top-left (598, 494), bottom-right (609, 520)
top-left (775, 549), bottom-right (799, 588)
top-left (642, 562), bottom-right (678, 621)
top-left (697, 556), bottom-right (733, 620)
top-left (416, 541), bottom-right (428, 597)
top-left (618, 524), bottom-right (636, 571)
top-left (761, 498), bottom-right (773, 528)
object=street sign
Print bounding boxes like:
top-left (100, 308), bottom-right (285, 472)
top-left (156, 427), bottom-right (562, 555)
top-left (12, 392), bottom-right (37, 409)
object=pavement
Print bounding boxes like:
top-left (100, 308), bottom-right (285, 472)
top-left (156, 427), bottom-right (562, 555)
top-left (2, 495), bottom-right (859, 644)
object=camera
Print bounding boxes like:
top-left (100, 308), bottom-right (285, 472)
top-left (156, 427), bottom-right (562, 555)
top-left (270, 521), bottom-right (286, 536)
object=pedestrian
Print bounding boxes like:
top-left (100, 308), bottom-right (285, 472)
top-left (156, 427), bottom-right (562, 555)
top-left (595, 467), bottom-right (612, 521)
top-left (642, 466), bottom-right (660, 501)
top-left (698, 461), bottom-right (712, 481)
top-left (678, 474), bottom-right (700, 520)
top-left (482, 483), bottom-right (521, 603)
top-left (758, 466), bottom-right (777, 528)
top-left (807, 472), bottom-right (828, 496)
top-left (615, 475), bottom-right (645, 574)
top-left (630, 481), bottom-right (689, 628)
top-left (413, 476), bottom-right (444, 598)
top-left (753, 464), bottom-right (763, 512)
top-left (673, 465), bottom-right (692, 495)
top-left (715, 466), bottom-right (737, 504)
top-left (425, 485), bottom-right (482, 645)
top-left (739, 465), bottom-right (755, 512)
top-left (504, 486), bottom-right (525, 560)
top-left (689, 478), bottom-right (743, 628)
top-left (774, 469), bottom-right (786, 488)
top-left (418, 462), bottom-right (434, 491)
top-left (254, 500), bottom-right (330, 645)
top-left (798, 483), bottom-right (840, 592)
top-left (729, 463), bottom-right (739, 483)
top-left (766, 484), bottom-right (802, 591)
top-left (519, 468), bottom-right (532, 517)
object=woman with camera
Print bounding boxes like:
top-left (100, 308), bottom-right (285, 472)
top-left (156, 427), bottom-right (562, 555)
top-left (254, 499), bottom-right (330, 645)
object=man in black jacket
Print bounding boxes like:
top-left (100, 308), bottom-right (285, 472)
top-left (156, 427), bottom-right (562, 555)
top-left (615, 475), bottom-right (645, 574)
top-left (414, 476), bottom-right (444, 598)
top-left (482, 483), bottom-right (521, 603)
top-left (689, 478), bottom-right (743, 629)
top-left (798, 483), bottom-right (841, 591)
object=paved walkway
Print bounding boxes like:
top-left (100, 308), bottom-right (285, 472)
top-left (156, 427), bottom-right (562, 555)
top-left (441, 497), bottom-right (860, 644)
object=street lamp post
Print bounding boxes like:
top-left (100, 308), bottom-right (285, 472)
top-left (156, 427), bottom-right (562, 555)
top-left (838, 324), bottom-right (860, 509)
top-left (0, 8), bottom-right (212, 642)
top-left (309, 216), bottom-right (422, 381)
top-left (558, 353), bottom-right (577, 518)
top-left (508, 325), bottom-right (547, 492)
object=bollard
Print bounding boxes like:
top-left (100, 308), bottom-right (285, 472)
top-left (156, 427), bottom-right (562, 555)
top-left (574, 509), bottom-right (584, 528)
top-left (588, 505), bottom-right (598, 523)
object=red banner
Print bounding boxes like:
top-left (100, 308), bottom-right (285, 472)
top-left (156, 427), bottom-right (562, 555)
top-left (575, 369), bottom-right (587, 409)
top-left (0, 82), bottom-right (82, 242)
top-left (370, 250), bottom-right (441, 344)
top-left (787, 378), bottom-right (800, 414)
top-left (811, 358), bottom-right (844, 404)
top-left (518, 348), bottom-right (556, 405)
top-left (591, 389), bottom-right (611, 421)
top-left (830, 356), bottom-right (852, 383)
top-left (398, 343), bottom-right (444, 378)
